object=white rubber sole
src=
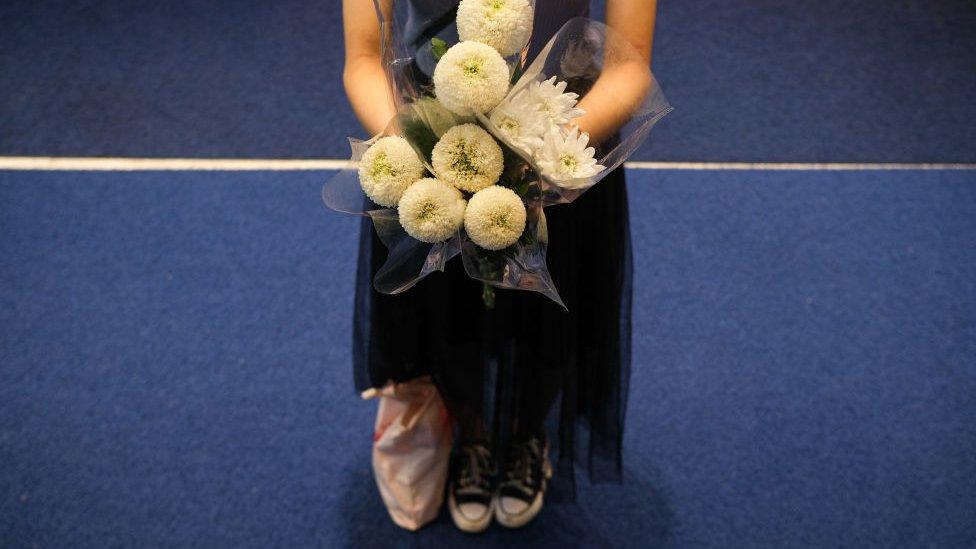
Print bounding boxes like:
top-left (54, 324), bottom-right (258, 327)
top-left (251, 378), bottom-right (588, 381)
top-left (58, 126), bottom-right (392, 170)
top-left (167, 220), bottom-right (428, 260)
top-left (448, 489), bottom-right (493, 533)
top-left (494, 459), bottom-right (553, 529)
top-left (495, 491), bottom-right (544, 528)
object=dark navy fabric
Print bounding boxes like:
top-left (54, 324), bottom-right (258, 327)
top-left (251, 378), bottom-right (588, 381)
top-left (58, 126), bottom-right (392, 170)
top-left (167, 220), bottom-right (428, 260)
top-left (356, 0), bottom-right (632, 492)
top-left (2, 169), bottom-right (974, 546)
top-left (1, 0), bottom-right (974, 161)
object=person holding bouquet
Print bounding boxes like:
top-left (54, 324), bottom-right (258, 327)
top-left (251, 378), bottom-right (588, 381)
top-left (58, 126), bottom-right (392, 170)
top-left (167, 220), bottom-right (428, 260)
top-left (340, 0), bottom-right (662, 532)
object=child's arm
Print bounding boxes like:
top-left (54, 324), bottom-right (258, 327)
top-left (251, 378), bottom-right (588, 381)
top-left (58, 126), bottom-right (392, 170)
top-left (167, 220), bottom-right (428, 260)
top-left (575, 0), bottom-right (658, 145)
top-left (343, 0), bottom-right (397, 136)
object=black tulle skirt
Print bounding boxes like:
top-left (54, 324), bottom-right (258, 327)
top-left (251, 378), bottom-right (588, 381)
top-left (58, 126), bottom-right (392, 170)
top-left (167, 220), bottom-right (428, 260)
top-left (352, 166), bottom-right (632, 497)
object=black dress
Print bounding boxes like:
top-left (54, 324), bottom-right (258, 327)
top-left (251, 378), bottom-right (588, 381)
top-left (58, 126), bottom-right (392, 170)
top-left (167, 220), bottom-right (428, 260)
top-left (352, 0), bottom-right (631, 495)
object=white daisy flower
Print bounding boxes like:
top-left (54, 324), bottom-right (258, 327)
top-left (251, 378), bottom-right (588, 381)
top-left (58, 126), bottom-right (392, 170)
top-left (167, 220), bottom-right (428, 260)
top-left (464, 185), bottom-right (527, 251)
top-left (526, 76), bottom-right (586, 126)
top-left (397, 178), bottom-right (467, 243)
top-left (431, 123), bottom-right (504, 193)
top-left (456, 0), bottom-right (534, 57)
top-left (433, 41), bottom-right (510, 115)
top-left (357, 136), bottom-right (427, 207)
top-left (535, 126), bottom-right (605, 184)
top-left (489, 88), bottom-right (547, 154)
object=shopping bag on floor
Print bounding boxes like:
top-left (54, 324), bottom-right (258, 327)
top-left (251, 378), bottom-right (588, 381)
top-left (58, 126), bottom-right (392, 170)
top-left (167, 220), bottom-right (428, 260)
top-left (362, 376), bottom-right (453, 530)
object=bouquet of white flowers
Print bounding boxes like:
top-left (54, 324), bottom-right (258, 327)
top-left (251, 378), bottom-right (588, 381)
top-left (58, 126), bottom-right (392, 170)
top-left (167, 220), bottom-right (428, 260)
top-left (324, 0), bottom-right (671, 308)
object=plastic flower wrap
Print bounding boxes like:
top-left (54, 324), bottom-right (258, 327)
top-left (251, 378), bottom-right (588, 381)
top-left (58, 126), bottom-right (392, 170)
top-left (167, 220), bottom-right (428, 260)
top-left (324, 0), bottom-right (671, 308)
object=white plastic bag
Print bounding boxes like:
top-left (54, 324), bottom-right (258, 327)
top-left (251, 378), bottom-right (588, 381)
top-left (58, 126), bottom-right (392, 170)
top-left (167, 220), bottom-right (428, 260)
top-left (362, 376), bottom-right (453, 530)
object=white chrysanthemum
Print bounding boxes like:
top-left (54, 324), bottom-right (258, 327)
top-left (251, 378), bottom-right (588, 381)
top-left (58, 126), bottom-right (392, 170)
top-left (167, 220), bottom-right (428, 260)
top-left (464, 185), bottom-right (526, 250)
top-left (433, 41), bottom-right (510, 115)
top-left (489, 88), bottom-right (547, 154)
top-left (431, 123), bottom-right (504, 193)
top-left (535, 126), bottom-right (605, 184)
top-left (357, 136), bottom-right (426, 207)
top-left (456, 0), bottom-right (534, 57)
top-left (527, 76), bottom-right (586, 125)
top-left (398, 178), bottom-right (467, 243)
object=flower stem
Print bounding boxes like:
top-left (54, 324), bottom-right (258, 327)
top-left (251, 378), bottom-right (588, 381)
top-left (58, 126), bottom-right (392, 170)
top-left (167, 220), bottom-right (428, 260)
top-left (481, 283), bottom-right (496, 309)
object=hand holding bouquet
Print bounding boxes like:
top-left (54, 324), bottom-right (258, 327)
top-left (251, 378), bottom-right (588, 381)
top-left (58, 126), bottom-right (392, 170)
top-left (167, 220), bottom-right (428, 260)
top-left (324, 0), bottom-right (671, 308)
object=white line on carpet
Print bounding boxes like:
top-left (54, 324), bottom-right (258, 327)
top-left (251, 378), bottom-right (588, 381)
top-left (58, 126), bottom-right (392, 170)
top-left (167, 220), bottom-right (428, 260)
top-left (624, 161), bottom-right (976, 171)
top-left (1, 157), bottom-right (975, 172)
top-left (0, 157), bottom-right (350, 171)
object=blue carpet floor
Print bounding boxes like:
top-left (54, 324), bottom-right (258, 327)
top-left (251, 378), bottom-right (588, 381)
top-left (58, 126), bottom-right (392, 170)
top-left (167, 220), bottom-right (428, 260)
top-left (1, 0), bottom-right (975, 161)
top-left (2, 169), bottom-right (974, 547)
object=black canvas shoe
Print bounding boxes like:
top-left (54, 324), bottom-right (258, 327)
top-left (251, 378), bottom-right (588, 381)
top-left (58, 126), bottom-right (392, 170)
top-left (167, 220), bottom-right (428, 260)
top-left (495, 435), bottom-right (552, 528)
top-left (448, 443), bottom-right (495, 533)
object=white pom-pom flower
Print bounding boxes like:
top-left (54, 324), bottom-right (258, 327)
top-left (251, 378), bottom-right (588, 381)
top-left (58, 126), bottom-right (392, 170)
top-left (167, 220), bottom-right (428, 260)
top-left (527, 76), bottom-right (586, 126)
top-left (397, 177), bottom-right (467, 243)
top-left (464, 185), bottom-right (527, 251)
top-left (433, 41), bottom-right (510, 115)
top-left (431, 123), bottom-right (504, 193)
top-left (456, 0), bottom-right (534, 57)
top-left (357, 136), bottom-right (426, 207)
top-left (535, 126), bottom-right (605, 184)
top-left (489, 88), bottom-right (547, 154)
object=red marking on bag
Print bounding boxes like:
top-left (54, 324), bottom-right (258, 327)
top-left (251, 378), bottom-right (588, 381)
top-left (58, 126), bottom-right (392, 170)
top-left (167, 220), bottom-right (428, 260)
top-left (374, 420), bottom-right (391, 442)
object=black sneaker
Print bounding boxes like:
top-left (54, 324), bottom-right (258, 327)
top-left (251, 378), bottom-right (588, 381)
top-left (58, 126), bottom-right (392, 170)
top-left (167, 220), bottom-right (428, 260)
top-left (495, 435), bottom-right (552, 528)
top-left (447, 443), bottom-right (495, 533)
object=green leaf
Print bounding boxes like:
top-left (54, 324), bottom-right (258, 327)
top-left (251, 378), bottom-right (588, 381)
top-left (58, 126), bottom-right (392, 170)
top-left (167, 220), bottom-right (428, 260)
top-left (397, 111), bottom-right (439, 162)
top-left (510, 63), bottom-right (525, 85)
top-left (430, 38), bottom-right (448, 60)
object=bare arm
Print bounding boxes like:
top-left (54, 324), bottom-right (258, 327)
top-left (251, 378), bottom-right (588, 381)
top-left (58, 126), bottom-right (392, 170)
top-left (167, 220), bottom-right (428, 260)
top-left (344, 0), bottom-right (655, 141)
top-left (342, 0), bottom-right (396, 136)
top-left (575, 0), bottom-right (657, 144)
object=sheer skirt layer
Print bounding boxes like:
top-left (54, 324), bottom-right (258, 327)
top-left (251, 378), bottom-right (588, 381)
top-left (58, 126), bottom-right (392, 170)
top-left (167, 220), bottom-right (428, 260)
top-left (352, 165), bottom-right (632, 496)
